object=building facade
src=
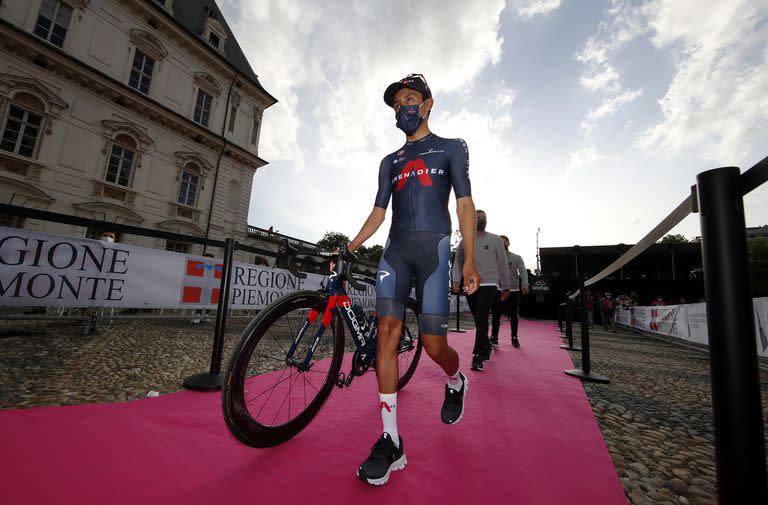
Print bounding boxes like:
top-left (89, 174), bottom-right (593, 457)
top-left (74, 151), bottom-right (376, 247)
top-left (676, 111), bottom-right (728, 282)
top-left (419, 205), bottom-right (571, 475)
top-left (0, 0), bottom-right (276, 258)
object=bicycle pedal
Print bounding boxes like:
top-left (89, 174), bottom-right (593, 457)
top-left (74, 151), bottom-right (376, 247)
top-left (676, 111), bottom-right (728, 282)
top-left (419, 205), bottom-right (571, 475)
top-left (336, 372), bottom-right (346, 388)
top-left (344, 372), bottom-right (355, 387)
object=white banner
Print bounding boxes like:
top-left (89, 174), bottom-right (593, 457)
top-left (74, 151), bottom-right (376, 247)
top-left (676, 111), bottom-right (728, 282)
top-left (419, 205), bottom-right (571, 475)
top-left (686, 303), bottom-right (709, 345)
top-left (754, 298), bottom-right (768, 358)
top-left (648, 305), bottom-right (689, 340)
top-left (615, 298), bottom-right (768, 358)
top-left (0, 226), bottom-right (375, 310)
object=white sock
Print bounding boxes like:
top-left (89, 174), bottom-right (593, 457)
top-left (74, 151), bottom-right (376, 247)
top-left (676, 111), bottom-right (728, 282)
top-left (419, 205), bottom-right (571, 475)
top-left (447, 370), bottom-right (463, 391)
top-left (379, 392), bottom-right (399, 447)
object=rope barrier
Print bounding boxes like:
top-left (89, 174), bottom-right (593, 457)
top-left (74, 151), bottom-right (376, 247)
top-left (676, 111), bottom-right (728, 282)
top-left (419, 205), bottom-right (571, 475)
top-left (568, 194), bottom-right (694, 300)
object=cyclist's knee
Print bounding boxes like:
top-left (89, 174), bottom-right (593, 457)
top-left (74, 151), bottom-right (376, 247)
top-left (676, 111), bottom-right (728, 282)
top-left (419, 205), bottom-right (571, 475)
top-left (421, 334), bottom-right (448, 359)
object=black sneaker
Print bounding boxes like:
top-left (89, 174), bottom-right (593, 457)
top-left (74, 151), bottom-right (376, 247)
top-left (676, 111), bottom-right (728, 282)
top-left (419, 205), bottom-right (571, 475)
top-left (489, 336), bottom-right (499, 349)
top-left (479, 348), bottom-right (493, 361)
top-left (357, 433), bottom-right (406, 486)
top-left (512, 337), bottom-right (520, 348)
top-left (441, 373), bottom-right (469, 424)
top-left (470, 354), bottom-right (484, 371)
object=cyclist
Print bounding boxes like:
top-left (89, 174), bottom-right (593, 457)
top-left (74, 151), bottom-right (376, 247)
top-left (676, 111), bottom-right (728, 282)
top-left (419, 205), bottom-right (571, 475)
top-left (348, 73), bottom-right (480, 485)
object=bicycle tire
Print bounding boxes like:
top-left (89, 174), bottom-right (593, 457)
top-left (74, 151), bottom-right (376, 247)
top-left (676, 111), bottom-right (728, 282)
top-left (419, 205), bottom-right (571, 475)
top-left (397, 297), bottom-right (423, 390)
top-left (222, 290), bottom-right (344, 448)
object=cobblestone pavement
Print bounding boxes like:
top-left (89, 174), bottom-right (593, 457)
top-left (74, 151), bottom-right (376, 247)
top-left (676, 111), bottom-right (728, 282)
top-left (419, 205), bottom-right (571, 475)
top-left (1, 316), bottom-right (766, 504)
top-left (568, 325), bottom-right (768, 505)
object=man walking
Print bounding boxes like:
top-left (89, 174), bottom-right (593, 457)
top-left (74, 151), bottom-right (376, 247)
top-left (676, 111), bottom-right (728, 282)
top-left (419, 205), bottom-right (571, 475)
top-left (452, 210), bottom-right (510, 370)
top-left (348, 73), bottom-right (480, 486)
top-left (491, 235), bottom-right (528, 348)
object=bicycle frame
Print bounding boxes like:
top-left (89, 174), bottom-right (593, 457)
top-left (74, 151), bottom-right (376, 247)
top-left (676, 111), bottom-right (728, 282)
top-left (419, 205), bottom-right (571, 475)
top-left (284, 261), bottom-right (376, 374)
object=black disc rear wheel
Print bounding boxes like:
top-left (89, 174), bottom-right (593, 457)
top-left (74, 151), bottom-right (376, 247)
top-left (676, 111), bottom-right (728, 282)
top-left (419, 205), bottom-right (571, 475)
top-left (222, 290), bottom-right (344, 447)
top-left (397, 298), bottom-right (422, 389)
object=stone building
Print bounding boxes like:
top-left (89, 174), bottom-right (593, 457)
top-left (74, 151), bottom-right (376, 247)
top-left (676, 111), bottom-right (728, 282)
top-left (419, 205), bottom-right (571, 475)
top-left (0, 0), bottom-right (276, 259)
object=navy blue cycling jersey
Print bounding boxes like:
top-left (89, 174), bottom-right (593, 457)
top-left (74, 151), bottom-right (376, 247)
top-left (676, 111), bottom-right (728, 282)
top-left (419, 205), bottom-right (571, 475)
top-left (374, 134), bottom-right (471, 235)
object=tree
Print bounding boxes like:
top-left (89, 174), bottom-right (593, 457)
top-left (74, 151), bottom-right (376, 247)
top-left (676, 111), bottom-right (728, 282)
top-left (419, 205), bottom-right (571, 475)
top-left (748, 236), bottom-right (768, 264)
top-left (315, 231), bottom-right (383, 264)
top-left (659, 234), bottom-right (688, 244)
top-left (316, 231), bottom-right (350, 252)
top-left (359, 244), bottom-right (383, 264)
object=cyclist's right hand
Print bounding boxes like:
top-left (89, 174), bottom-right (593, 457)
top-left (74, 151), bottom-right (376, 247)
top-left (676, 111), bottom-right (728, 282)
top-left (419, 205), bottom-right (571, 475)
top-left (462, 262), bottom-right (481, 295)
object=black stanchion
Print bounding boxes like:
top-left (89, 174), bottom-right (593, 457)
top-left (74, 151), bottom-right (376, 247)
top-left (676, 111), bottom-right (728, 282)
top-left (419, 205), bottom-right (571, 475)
top-left (452, 292), bottom-right (466, 333)
top-left (183, 237), bottom-right (236, 391)
top-left (560, 296), bottom-right (581, 351)
top-left (565, 278), bottom-right (609, 383)
top-left (697, 166), bottom-right (767, 505)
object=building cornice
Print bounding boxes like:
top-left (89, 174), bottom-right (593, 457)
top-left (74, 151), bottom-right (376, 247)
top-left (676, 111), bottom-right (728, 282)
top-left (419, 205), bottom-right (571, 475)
top-left (0, 19), bottom-right (269, 171)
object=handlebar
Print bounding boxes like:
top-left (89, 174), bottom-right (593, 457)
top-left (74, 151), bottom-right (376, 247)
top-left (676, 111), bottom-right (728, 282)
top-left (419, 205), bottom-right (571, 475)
top-left (340, 244), bottom-right (367, 292)
top-left (281, 240), bottom-right (369, 292)
top-left (279, 239), bottom-right (307, 279)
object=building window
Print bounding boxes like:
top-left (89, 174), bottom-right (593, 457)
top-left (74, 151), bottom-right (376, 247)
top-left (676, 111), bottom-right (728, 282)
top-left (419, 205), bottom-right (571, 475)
top-left (165, 240), bottom-right (189, 253)
top-left (178, 170), bottom-right (199, 207)
top-left (208, 31), bottom-right (220, 49)
top-left (0, 214), bottom-right (25, 228)
top-left (33, 0), bottom-right (73, 48)
top-left (1, 105), bottom-right (43, 158)
top-left (227, 103), bottom-right (237, 133)
top-left (193, 90), bottom-right (213, 126)
top-left (128, 49), bottom-right (155, 95)
top-left (105, 135), bottom-right (137, 187)
top-left (250, 116), bottom-right (261, 146)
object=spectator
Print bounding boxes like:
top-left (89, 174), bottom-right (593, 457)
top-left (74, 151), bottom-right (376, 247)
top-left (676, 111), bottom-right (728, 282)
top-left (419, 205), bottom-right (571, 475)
top-left (491, 235), bottom-right (528, 349)
top-left (600, 292), bottom-right (615, 332)
top-left (586, 290), bottom-right (595, 327)
top-left (452, 209), bottom-right (510, 371)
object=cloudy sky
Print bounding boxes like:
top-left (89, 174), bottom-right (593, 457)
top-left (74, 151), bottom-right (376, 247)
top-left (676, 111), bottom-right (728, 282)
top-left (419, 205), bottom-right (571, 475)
top-left (219, 0), bottom-right (768, 269)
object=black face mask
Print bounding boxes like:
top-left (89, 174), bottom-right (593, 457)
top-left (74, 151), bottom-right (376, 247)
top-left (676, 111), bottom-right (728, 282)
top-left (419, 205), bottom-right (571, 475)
top-left (477, 219), bottom-right (487, 231)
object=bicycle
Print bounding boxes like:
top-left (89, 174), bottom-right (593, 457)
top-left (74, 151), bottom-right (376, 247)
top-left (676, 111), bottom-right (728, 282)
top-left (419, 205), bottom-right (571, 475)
top-left (222, 241), bottom-right (423, 447)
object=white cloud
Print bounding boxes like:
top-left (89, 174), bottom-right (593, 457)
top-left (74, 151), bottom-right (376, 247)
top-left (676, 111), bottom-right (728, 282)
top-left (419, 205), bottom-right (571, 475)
top-left (575, 1), bottom-right (652, 129)
top-left (581, 89), bottom-right (643, 131)
top-left (579, 63), bottom-right (620, 93)
top-left (511, 0), bottom-right (562, 20)
top-left (218, 0), bottom-right (509, 242)
top-left (638, 0), bottom-right (768, 162)
top-left (495, 85), bottom-right (518, 108)
top-left (568, 146), bottom-right (605, 169)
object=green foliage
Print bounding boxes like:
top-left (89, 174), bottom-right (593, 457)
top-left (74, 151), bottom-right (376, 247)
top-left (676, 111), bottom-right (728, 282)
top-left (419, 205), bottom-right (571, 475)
top-left (358, 244), bottom-right (384, 264)
top-left (659, 234), bottom-right (688, 244)
top-left (316, 231), bottom-right (350, 252)
top-left (315, 231), bottom-right (382, 264)
top-left (748, 237), bottom-right (768, 264)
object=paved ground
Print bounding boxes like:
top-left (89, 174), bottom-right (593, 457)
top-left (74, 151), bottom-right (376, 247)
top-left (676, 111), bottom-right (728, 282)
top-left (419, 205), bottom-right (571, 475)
top-left (1, 315), bottom-right (766, 505)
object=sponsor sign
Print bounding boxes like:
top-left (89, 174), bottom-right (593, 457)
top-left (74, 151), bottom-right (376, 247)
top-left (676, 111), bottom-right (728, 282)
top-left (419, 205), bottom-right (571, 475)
top-left (529, 276), bottom-right (550, 293)
top-left (0, 226), bottom-right (375, 310)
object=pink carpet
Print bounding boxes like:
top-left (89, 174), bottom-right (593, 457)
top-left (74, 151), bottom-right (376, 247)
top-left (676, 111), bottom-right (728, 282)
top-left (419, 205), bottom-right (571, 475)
top-left (0, 320), bottom-right (627, 505)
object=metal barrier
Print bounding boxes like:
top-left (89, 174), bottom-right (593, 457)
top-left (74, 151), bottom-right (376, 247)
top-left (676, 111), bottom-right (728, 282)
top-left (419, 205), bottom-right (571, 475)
top-left (558, 156), bottom-right (768, 504)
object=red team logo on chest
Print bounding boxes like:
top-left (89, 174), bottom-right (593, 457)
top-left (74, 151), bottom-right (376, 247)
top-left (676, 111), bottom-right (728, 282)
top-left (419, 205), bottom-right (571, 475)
top-left (395, 159), bottom-right (433, 192)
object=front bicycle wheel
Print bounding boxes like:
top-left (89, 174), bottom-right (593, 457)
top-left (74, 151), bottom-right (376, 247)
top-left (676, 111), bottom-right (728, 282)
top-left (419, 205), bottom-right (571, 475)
top-left (397, 298), bottom-right (423, 390)
top-left (222, 290), bottom-right (344, 447)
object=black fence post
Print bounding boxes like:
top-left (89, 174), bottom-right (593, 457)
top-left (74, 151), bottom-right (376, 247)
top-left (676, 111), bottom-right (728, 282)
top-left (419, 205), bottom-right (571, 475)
top-left (565, 278), bottom-right (609, 383)
top-left (560, 295), bottom-right (581, 351)
top-left (697, 166), bottom-right (767, 505)
top-left (184, 237), bottom-right (236, 391)
top-left (453, 292), bottom-right (466, 333)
